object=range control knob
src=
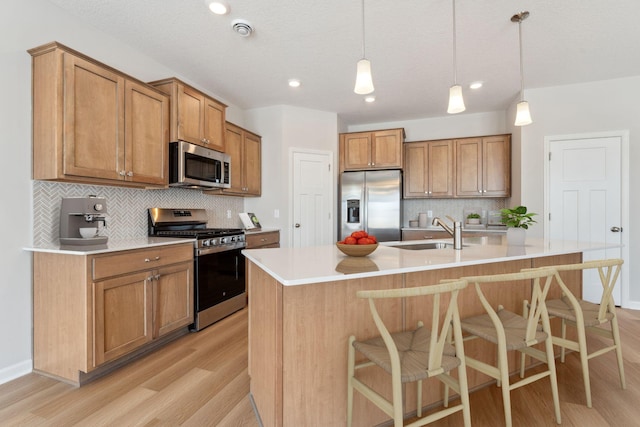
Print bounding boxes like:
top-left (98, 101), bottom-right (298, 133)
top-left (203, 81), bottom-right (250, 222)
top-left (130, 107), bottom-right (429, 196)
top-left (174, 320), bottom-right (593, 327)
top-left (202, 239), bottom-right (211, 247)
top-left (94, 203), bottom-right (104, 211)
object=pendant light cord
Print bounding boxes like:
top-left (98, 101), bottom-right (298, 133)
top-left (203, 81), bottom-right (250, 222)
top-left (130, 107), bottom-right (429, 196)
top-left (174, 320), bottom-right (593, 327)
top-left (518, 17), bottom-right (525, 101)
top-left (361, 0), bottom-right (366, 58)
top-left (452, 0), bottom-right (458, 84)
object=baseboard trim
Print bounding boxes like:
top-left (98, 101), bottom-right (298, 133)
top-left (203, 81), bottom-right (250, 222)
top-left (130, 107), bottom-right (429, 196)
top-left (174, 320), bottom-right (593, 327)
top-left (0, 359), bottom-right (32, 385)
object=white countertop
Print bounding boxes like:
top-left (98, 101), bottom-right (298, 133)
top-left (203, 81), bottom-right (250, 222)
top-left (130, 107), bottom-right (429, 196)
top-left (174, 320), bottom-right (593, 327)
top-left (25, 237), bottom-right (194, 255)
top-left (242, 236), bottom-right (616, 286)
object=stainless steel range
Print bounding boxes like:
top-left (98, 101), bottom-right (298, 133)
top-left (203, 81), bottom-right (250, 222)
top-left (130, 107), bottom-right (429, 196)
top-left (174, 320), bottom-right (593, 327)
top-left (148, 208), bottom-right (246, 331)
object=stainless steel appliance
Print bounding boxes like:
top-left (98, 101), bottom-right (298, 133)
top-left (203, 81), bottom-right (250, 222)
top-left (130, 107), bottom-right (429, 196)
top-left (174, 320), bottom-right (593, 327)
top-left (339, 170), bottom-right (402, 242)
top-left (148, 208), bottom-right (245, 331)
top-left (59, 196), bottom-right (108, 246)
top-left (169, 140), bottom-right (231, 190)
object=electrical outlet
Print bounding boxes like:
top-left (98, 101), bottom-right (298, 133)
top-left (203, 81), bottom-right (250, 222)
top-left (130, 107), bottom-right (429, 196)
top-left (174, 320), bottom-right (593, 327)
top-left (427, 210), bottom-right (433, 217)
top-left (227, 210), bottom-right (232, 219)
top-left (274, 209), bottom-right (280, 218)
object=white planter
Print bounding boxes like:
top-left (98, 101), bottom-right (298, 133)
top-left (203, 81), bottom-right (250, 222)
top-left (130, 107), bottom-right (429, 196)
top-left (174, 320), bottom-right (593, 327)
top-left (506, 227), bottom-right (526, 246)
top-left (467, 218), bottom-right (481, 225)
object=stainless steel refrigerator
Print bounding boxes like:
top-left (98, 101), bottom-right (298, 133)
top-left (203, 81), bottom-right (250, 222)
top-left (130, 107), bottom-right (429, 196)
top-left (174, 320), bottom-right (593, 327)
top-left (339, 170), bottom-right (402, 242)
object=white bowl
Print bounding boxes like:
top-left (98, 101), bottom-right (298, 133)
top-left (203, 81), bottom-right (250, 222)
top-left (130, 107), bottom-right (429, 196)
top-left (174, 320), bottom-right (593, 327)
top-left (79, 227), bottom-right (98, 238)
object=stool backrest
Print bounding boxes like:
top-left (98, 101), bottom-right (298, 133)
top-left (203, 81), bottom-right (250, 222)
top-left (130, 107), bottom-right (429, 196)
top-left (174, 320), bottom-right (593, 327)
top-left (357, 280), bottom-right (468, 375)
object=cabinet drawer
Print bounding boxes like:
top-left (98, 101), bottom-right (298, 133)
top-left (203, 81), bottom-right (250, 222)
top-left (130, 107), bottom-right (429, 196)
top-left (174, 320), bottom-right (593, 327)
top-left (246, 231), bottom-right (280, 248)
top-left (92, 244), bottom-right (193, 280)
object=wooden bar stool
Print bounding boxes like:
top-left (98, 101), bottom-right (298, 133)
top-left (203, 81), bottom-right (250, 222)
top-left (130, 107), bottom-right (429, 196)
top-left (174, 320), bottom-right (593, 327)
top-left (458, 269), bottom-right (561, 427)
top-left (520, 259), bottom-right (625, 408)
top-left (347, 280), bottom-right (471, 427)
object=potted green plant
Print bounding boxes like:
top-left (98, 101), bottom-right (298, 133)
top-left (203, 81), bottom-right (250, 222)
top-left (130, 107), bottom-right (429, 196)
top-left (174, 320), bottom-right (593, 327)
top-left (500, 206), bottom-right (537, 245)
top-left (466, 212), bottom-right (481, 225)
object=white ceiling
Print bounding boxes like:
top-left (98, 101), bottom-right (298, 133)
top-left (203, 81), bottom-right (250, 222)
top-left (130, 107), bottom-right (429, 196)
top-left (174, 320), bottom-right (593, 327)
top-left (47, 0), bottom-right (640, 127)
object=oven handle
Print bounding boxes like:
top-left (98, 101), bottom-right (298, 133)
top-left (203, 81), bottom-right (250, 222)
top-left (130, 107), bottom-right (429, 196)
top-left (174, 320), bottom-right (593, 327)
top-left (196, 243), bottom-right (246, 257)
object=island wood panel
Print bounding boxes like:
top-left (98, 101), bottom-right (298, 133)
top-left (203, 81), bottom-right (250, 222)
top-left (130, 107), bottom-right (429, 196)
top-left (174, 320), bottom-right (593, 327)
top-left (248, 264), bottom-right (283, 427)
top-left (281, 274), bottom-right (403, 427)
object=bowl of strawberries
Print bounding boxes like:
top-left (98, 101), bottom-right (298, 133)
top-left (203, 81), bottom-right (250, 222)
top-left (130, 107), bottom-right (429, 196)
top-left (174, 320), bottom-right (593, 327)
top-left (336, 230), bottom-right (378, 257)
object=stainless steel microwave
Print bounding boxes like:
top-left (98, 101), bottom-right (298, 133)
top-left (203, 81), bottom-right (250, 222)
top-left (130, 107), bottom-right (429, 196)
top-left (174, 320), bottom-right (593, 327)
top-left (169, 141), bottom-right (231, 189)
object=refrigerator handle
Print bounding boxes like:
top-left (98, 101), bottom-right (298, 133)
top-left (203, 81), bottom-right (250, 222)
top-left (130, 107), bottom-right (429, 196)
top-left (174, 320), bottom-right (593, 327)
top-left (363, 182), bottom-right (368, 233)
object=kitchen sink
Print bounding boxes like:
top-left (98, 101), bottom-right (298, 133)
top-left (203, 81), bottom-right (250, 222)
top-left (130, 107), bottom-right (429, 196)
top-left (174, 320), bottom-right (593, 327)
top-left (390, 242), bottom-right (464, 250)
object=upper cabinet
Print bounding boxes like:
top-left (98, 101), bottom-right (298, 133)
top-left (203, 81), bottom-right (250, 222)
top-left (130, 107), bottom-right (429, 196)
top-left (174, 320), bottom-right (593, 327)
top-left (205, 122), bottom-right (262, 197)
top-left (29, 42), bottom-right (169, 187)
top-left (339, 128), bottom-right (405, 172)
top-left (149, 78), bottom-right (226, 152)
top-left (455, 134), bottom-right (511, 197)
top-left (404, 139), bottom-right (454, 198)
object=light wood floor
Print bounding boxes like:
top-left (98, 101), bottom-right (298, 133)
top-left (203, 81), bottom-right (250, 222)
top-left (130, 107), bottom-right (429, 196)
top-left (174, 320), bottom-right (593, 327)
top-left (1, 307), bottom-right (639, 426)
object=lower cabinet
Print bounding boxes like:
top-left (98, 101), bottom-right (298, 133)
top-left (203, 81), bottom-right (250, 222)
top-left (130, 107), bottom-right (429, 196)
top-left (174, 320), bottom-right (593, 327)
top-left (33, 243), bottom-right (193, 384)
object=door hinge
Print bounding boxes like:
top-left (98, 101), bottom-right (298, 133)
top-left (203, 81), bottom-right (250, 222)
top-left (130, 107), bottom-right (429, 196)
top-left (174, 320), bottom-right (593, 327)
top-left (328, 163), bottom-right (331, 172)
top-left (549, 213), bottom-right (551, 221)
top-left (548, 152), bottom-right (552, 161)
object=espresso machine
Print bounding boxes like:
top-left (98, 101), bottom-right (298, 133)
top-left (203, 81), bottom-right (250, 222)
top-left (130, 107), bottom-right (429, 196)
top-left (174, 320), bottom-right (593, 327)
top-left (59, 196), bottom-right (108, 246)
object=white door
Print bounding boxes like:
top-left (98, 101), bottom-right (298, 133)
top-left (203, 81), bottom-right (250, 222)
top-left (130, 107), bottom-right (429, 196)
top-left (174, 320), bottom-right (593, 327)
top-left (292, 150), bottom-right (333, 248)
top-left (547, 133), bottom-right (627, 304)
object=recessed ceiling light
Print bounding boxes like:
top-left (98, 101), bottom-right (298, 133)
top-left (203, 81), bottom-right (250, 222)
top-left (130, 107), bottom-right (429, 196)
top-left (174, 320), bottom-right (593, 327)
top-left (288, 79), bottom-right (301, 88)
top-left (206, 1), bottom-right (230, 15)
top-left (469, 81), bottom-right (483, 89)
top-left (364, 96), bottom-right (376, 103)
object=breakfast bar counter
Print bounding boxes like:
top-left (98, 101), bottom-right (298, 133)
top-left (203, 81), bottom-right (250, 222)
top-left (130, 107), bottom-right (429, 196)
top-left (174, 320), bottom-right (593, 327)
top-left (242, 237), bottom-right (611, 427)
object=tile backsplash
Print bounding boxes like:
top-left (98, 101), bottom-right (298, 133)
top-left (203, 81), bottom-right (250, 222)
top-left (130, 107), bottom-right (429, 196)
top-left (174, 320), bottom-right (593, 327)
top-left (403, 198), bottom-right (506, 226)
top-left (33, 181), bottom-right (244, 246)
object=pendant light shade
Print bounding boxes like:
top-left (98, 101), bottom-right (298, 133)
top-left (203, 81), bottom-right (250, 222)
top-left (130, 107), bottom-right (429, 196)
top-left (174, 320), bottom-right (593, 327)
top-left (354, 0), bottom-right (374, 95)
top-left (447, 0), bottom-right (465, 114)
top-left (447, 85), bottom-right (465, 114)
top-left (354, 59), bottom-right (374, 95)
top-left (515, 101), bottom-right (532, 126)
top-left (512, 11), bottom-right (532, 126)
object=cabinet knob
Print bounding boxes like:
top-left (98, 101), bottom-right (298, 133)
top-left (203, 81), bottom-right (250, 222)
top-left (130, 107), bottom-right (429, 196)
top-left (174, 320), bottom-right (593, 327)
top-left (127, 171), bottom-right (133, 177)
top-left (119, 170), bottom-right (126, 176)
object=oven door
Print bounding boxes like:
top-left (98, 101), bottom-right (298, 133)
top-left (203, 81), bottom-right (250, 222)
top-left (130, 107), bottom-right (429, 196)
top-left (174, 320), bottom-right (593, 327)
top-left (194, 247), bottom-right (246, 313)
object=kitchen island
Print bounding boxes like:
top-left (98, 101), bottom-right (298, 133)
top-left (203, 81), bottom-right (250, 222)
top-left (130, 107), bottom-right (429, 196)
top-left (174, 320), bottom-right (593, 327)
top-left (243, 237), bottom-right (611, 427)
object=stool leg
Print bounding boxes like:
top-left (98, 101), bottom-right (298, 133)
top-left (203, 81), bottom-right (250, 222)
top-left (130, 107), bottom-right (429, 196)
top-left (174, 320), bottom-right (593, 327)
top-left (416, 380), bottom-right (422, 417)
top-left (611, 316), bottom-right (627, 390)
top-left (347, 336), bottom-right (355, 427)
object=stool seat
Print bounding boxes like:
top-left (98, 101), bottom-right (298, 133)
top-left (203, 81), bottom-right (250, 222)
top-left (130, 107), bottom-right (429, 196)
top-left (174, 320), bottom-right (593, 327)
top-left (461, 307), bottom-right (546, 351)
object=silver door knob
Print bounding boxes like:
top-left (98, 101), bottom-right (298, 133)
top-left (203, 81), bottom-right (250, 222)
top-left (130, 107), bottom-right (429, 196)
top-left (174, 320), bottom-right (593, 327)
top-left (295, 223), bottom-right (301, 228)
top-left (610, 226), bottom-right (623, 232)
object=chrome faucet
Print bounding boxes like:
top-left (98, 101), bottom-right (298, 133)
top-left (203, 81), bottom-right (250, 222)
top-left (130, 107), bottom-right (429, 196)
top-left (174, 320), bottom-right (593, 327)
top-left (432, 217), bottom-right (463, 250)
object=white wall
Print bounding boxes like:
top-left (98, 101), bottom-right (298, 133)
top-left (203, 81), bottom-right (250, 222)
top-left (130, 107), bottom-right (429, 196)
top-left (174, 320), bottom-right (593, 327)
top-left (347, 111), bottom-right (507, 141)
top-left (245, 105), bottom-right (339, 246)
top-left (0, 0), bottom-right (244, 384)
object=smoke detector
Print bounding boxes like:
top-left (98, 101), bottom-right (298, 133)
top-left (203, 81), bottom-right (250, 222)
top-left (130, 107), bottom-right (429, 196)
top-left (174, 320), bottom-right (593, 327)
top-left (231, 19), bottom-right (254, 37)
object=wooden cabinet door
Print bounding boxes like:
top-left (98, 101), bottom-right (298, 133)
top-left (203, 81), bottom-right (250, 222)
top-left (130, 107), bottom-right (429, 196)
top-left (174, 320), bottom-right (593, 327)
top-left (177, 84), bottom-right (205, 146)
top-left (243, 131), bottom-right (262, 195)
top-left (403, 142), bottom-right (428, 198)
top-left (93, 271), bottom-right (153, 366)
top-left (223, 123), bottom-right (245, 193)
top-left (371, 129), bottom-right (403, 169)
top-left (342, 132), bottom-right (371, 170)
top-left (124, 80), bottom-right (169, 185)
top-left (203, 97), bottom-right (225, 152)
top-left (404, 140), bottom-right (453, 198)
top-left (429, 140), bottom-right (454, 197)
top-left (482, 135), bottom-right (511, 197)
top-left (455, 138), bottom-right (483, 197)
top-left (63, 54), bottom-right (125, 181)
top-left (153, 261), bottom-right (193, 338)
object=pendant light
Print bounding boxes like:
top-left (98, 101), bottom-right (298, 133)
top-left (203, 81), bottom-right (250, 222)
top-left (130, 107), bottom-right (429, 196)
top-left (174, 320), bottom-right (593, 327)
top-left (447, 0), bottom-right (465, 114)
top-left (354, 0), bottom-right (374, 95)
top-left (512, 11), bottom-right (532, 126)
